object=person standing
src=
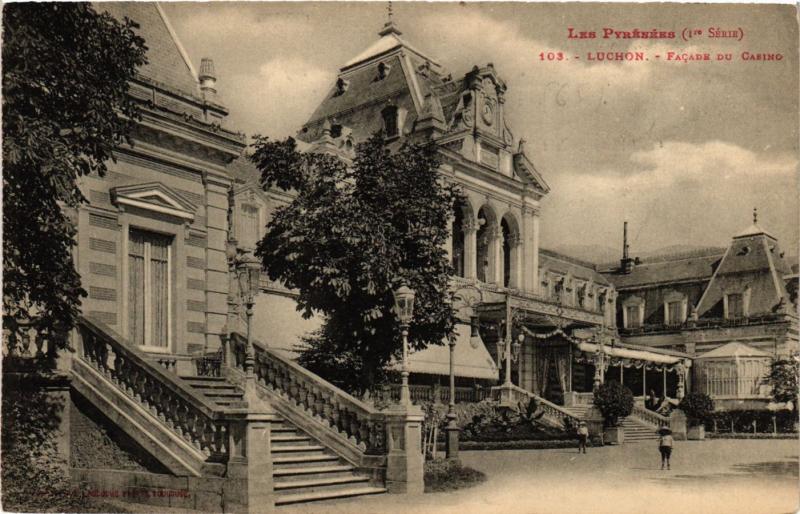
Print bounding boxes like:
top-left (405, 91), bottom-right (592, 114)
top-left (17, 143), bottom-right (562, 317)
top-left (577, 421), bottom-right (589, 454)
top-left (658, 427), bottom-right (674, 469)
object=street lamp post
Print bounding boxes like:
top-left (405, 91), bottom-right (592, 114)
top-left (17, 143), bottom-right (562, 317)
top-left (392, 284), bottom-right (416, 406)
top-left (445, 331), bottom-right (459, 460)
top-left (236, 254), bottom-right (262, 383)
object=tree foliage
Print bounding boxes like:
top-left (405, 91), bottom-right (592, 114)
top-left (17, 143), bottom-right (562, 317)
top-left (764, 358), bottom-right (799, 408)
top-left (677, 392), bottom-right (714, 425)
top-left (252, 134), bottom-right (462, 394)
top-left (2, 3), bottom-right (147, 351)
top-left (593, 380), bottom-right (634, 427)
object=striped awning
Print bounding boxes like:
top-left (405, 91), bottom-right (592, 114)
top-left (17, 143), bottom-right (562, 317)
top-left (575, 341), bottom-right (682, 365)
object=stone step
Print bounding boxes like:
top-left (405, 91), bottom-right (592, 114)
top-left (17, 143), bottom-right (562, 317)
top-left (271, 435), bottom-right (313, 446)
top-left (274, 475), bottom-right (370, 491)
top-left (273, 465), bottom-right (354, 478)
top-left (273, 454), bottom-right (340, 467)
top-left (274, 486), bottom-right (386, 506)
top-left (272, 445), bottom-right (326, 454)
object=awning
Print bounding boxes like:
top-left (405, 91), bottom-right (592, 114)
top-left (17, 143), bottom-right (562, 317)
top-left (394, 323), bottom-right (499, 380)
top-left (575, 341), bottom-right (681, 365)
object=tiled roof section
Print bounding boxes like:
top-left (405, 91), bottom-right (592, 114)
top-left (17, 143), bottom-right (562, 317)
top-left (604, 252), bottom-right (723, 289)
top-left (539, 248), bottom-right (610, 286)
top-left (304, 55), bottom-right (411, 127)
top-left (696, 234), bottom-right (789, 317)
top-left (696, 341), bottom-right (772, 359)
top-left (100, 3), bottom-right (199, 98)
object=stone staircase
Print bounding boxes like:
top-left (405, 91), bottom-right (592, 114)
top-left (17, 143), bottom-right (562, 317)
top-left (181, 375), bottom-right (387, 506)
top-left (71, 316), bottom-right (404, 512)
top-left (270, 416), bottom-right (386, 506)
top-left (562, 403), bottom-right (659, 442)
top-left (619, 417), bottom-right (659, 442)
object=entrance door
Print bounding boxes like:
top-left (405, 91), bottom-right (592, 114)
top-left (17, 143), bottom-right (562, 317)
top-left (128, 229), bottom-right (172, 350)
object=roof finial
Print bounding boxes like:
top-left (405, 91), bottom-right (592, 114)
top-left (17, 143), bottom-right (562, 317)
top-left (379, 1), bottom-right (402, 36)
top-left (753, 207), bottom-right (758, 225)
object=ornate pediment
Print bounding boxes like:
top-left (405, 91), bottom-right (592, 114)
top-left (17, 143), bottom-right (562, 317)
top-left (111, 182), bottom-right (197, 221)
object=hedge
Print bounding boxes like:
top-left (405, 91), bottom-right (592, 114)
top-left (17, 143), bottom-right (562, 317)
top-left (704, 409), bottom-right (799, 434)
top-left (707, 433), bottom-right (797, 440)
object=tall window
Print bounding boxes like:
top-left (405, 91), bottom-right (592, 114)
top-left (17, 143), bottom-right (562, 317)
top-left (501, 218), bottom-right (511, 287)
top-left (667, 301), bottom-right (683, 325)
top-left (451, 204), bottom-right (465, 277)
top-left (382, 105), bottom-right (399, 138)
top-left (626, 305), bottom-right (641, 328)
top-left (727, 293), bottom-right (744, 319)
top-left (129, 229), bottom-right (172, 349)
top-left (238, 204), bottom-right (260, 248)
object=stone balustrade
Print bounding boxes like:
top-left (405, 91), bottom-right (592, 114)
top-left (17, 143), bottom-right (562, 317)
top-left (230, 333), bottom-right (387, 454)
top-left (77, 316), bottom-right (234, 462)
top-left (630, 404), bottom-right (670, 427)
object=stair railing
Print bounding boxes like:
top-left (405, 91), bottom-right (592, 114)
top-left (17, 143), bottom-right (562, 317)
top-left (75, 315), bottom-right (237, 462)
top-left (630, 404), bottom-right (670, 427)
top-left (492, 383), bottom-right (582, 427)
top-left (229, 332), bottom-right (386, 454)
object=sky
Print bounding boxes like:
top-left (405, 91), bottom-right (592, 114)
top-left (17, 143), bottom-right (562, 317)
top-left (162, 2), bottom-right (799, 259)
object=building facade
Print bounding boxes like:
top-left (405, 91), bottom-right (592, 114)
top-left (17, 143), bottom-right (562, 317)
top-left (603, 218), bottom-right (799, 409)
top-left (73, 3), bottom-right (244, 372)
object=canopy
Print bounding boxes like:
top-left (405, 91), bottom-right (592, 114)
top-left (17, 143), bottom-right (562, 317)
top-left (696, 341), bottom-right (772, 359)
top-left (394, 323), bottom-right (499, 380)
top-left (575, 341), bottom-right (682, 365)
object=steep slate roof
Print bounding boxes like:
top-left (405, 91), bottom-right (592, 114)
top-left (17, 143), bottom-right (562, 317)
top-left (696, 341), bottom-right (772, 359)
top-left (99, 3), bottom-right (200, 98)
top-left (606, 250), bottom-right (724, 290)
top-left (696, 228), bottom-right (792, 316)
top-left (539, 248), bottom-right (610, 286)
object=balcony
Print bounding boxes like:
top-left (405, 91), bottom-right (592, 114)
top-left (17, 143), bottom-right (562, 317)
top-left (620, 313), bottom-right (790, 336)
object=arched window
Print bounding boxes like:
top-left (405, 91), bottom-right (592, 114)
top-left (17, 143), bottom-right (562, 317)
top-left (502, 218), bottom-right (511, 287)
top-left (381, 105), bottom-right (399, 138)
top-left (451, 202), bottom-right (465, 277)
top-left (475, 206), bottom-right (497, 283)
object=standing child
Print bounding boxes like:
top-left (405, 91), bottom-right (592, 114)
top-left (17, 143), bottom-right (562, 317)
top-left (577, 421), bottom-right (589, 454)
top-left (658, 427), bottom-right (673, 469)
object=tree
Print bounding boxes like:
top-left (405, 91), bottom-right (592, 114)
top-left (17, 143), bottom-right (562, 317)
top-left (2, 3), bottom-right (147, 352)
top-left (677, 392), bottom-right (714, 426)
top-left (593, 380), bottom-right (634, 427)
top-left (764, 358), bottom-right (799, 409)
top-left (252, 133), bottom-right (462, 395)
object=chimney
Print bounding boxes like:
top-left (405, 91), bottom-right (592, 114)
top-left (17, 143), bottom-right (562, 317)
top-left (199, 58), bottom-right (217, 101)
top-left (620, 221), bottom-right (635, 274)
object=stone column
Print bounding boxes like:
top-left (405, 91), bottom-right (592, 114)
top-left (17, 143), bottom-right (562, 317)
top-left (463, 219), bottom-right (478, 280)
top-left (521, 206), bottom-right (540, 294)
top-left (485, 224), bottom-right (501, 284)
top-left (384, 404), bottom-right (425, 494)
top-left (508, 234), bottom-right (522, 289)
top-left (444, 214), bottom-right (455, 263)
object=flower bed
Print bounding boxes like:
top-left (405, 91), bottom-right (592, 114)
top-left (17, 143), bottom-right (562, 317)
top-left (704, 409), bottom-right (798, 434)
top-left (424, 458), bottom-right (486, 493)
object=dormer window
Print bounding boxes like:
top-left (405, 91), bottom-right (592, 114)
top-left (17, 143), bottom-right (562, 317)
top-left (330, 124), bottom-right (342, 139)
top-left (622, 296), bottom-right (645, 329)
top-left (335, 78), bottom-right (349, 96)
top-left (377, 62), bottom-right (391, 80)
top-left (724, 287), bottom-right (751, 319)
top-left (381, 105), bottom-right (399, 138)
top-left (726, 293), bottom-right (744, 318)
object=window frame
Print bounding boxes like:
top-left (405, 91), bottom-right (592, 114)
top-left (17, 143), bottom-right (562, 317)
top-left (126, 228), bottom-right (173, 353)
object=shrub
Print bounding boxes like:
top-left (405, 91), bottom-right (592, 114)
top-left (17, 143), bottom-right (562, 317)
top-left (678, 392), bottom-right (714, 426)
top-left (424, 458), bottom-right (486, 493)
top-left (704, 409), bottom-right (798, 434)
top-left (593, 381), bottom-right (633, 427)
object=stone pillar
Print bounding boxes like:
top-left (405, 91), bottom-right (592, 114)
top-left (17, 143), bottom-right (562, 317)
top-left (669, 409), bottom-right (687, 440)
top-left (521, 207), bottom-right (540, 294)
top-left (463, 220), bottom-right (477, 280)
top-left (508, 234), bottom-right (522, 289)
top-left (487, 224), bottom-right (501, 284)
top-left (224, 411), bottom-right (281, 513)
top-left (444, 214), bottom-right (455, 263)
top-left (675, 362), bottom-right (686, 400)
top-left (384, 404), bottom-right (425, 494)
top-left (584, 405), bottom-right (605, 446)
